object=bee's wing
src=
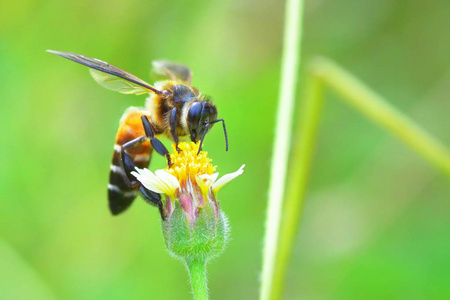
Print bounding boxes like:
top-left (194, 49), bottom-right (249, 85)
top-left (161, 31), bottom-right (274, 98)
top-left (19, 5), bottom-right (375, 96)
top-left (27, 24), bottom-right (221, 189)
top-left (47, 50), bottom-right (161, 95)
top-left (152, 60), bottom-right (193, 84)
top-left (89, 69), bottom-right (151, 95)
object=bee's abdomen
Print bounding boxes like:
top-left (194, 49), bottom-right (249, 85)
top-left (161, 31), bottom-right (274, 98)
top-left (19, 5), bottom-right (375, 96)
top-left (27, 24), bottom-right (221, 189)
top-left (108, 108), bottom-right (152, 215)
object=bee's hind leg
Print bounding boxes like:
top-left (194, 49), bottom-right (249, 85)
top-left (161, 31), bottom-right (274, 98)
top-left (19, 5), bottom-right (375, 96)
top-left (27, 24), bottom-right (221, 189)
top-left (140, 116), bottom-right (172, 166)
top-left (118, 116), bottom-right (171, 218)
top-left (120, 138), bottom-right (163, 213)
top-left (139, 186), bottom-right (165, 219)
top-left (121, 135), bottom-right (147, 183)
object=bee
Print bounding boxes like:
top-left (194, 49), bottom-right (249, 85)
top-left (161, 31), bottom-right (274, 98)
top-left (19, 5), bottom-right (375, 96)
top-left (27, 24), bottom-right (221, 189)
top-left (47, 50), bottom-right (228, 216)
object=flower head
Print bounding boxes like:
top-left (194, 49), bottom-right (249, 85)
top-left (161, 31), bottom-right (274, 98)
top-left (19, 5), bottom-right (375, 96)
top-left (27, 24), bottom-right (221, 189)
top-left (131, 141), bottom-right (244, 261)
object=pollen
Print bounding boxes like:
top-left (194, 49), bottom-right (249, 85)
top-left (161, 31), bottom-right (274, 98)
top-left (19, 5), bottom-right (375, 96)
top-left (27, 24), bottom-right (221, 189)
top-left (165, 142), bottom-right (216, 185)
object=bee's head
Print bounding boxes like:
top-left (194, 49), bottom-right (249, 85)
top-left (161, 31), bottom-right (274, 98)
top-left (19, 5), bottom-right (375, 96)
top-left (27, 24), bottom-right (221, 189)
top-left (187, 101), bottom-right (217, 142)
top-left (187, 101), bottom-right (228, 154)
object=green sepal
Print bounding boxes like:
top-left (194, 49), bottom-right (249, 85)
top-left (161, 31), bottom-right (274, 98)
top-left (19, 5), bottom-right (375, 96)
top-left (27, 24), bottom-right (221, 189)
top-left (162, 201), bottom-right (229, 262)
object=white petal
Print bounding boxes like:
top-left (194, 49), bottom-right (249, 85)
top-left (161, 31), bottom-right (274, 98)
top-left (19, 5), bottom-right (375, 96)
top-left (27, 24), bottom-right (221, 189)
top-left (131, 167), bottom-right (179, 198)
top-left (210, 173), bottom-right (219, 183)
top-left (155, 170), bottom-right (180, 191)
top-left (197, 173), bottom-right (219, 196)
top-left (212, 164), bottom-right (245, 195)
top-left (131, 168), bottom-right (164, 194)
top-left (197, 173), bottom-right (219, 184)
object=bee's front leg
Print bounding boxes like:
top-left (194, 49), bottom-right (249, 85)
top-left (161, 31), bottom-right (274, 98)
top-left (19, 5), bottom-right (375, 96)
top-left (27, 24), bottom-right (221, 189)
top-left (169, 107), bottom-right (181, 153)
top-left (140, 116), bottom-right (172, 166)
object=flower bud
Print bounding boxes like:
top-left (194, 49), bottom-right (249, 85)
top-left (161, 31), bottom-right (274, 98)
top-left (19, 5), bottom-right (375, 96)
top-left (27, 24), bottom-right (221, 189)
top-left (131, 142), bottom-right (244, 263)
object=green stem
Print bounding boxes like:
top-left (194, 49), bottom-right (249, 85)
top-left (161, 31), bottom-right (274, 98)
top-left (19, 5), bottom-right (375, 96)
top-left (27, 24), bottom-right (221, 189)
top-left (312, 57), bottom-right (450, 177)
top-left (260, 0), bottom-right (304, 299)
top-left (187, 259), bottom-right (208, 300)
top-left (272, 58), bottom-right (450, 298)
top-left (271, 75), bottom-right (325, 300)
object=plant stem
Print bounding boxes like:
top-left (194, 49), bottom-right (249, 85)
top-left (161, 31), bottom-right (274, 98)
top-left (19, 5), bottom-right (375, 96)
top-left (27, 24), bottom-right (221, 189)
top-left (271, 76), bottom-right (325, 300)
top-left (187, 259), bottom-right (208, 300)
top-left (271, 57), bottom-right (450, 299)
top-left (260, 0), bottom-right (304, 299)
top-left (313, 57), bottom-right (450, 177)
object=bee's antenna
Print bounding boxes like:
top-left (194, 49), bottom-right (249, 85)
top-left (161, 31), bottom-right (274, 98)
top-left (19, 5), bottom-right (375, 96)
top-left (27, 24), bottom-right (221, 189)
top-left (211, 118), bottom-right (228, 152)
top-left (197, 119), bottom-right (228, 155)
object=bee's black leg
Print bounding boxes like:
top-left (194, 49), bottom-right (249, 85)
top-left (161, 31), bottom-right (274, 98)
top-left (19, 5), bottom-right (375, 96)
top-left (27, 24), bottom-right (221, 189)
top-left (121, 136), bottom-right (147, 182)
top-left (140, 116), bottom-right (172, 166)
top-left (139, 185), bottom-right (162, 208)
top-left (139, 185), bottom-right (161, 206)
top-left (169, 107), bottom-right (181, 152)
top-left (121, 139), bottom-right (163, 211)
top-left (139, 185), bottom-right (165, 219)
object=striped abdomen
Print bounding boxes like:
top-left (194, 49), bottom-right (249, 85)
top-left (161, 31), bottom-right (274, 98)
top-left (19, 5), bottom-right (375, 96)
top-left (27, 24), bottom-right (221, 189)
top-left (108, 108), bottom-right (153, 215)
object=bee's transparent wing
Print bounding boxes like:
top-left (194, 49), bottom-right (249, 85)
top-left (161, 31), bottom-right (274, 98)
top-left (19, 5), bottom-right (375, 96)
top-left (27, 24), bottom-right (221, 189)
top-left (90, 69), bottom-right (150, 95)
top-left (47, 50), bottom-right (161, 95)
top-left (152, 60), bottom-right (193, 84)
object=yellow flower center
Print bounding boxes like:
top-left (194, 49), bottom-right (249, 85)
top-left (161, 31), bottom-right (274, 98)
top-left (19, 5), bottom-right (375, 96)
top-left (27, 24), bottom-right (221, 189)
top-left (165, 142), bottom-right (216, 185)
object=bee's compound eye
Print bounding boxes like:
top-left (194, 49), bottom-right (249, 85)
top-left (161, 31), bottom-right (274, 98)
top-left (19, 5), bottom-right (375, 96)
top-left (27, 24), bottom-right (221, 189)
top-left (188, 102), bottom-right (203, 128)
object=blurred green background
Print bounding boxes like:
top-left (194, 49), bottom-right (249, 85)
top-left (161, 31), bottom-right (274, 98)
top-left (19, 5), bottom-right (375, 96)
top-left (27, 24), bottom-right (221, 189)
top-left (1, 0), bottom-right (450, 299)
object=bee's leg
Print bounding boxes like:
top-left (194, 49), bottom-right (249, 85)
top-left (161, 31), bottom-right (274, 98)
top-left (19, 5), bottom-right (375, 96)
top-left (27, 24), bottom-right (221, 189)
top-left (169, 107), bottom-right (181, 152)
top-left (121, 136), bottom-right (148, 183)
top-left (139, 185), bottom-right (165, 220)
top-left (125, 175), bottom-right (162, 209)
top-left (120, 138), bottom-right (163, 211)
top-left (140, 116), bottom-right (172, 166)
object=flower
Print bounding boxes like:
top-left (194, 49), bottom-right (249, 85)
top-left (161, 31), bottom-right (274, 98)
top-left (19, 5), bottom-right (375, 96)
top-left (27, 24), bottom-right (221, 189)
top-left (197, 164), bottom-right (245, 196)
top-left (131, 168), bottom-right (179, 200)
top-left (131, 141), bottom-right (244, 261)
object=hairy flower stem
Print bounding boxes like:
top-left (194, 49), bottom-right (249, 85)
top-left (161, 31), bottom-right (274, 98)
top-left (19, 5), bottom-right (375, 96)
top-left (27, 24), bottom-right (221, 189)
top-left (272, 57), bottom-right (450, 299)
top-left (187, 259), bottom-right (208, 300)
